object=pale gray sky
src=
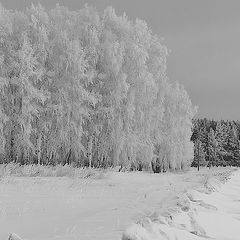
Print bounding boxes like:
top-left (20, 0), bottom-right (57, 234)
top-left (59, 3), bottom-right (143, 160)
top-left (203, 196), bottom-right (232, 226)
top-left (1, 0), bottom-right (240, 120)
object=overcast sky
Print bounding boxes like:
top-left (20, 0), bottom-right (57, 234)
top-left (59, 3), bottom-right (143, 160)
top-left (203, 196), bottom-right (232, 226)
top-left (1, 0), bottom-right (240, 120)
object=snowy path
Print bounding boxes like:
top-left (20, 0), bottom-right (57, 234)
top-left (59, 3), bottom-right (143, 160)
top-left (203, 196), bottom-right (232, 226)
top-left (0, 168), bottom-right (233, 240)
top-left (124, 169), bottom-right (240, 240)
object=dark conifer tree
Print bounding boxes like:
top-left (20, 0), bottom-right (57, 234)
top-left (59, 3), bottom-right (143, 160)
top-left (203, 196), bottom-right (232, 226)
top-left (207, 128), bottom-right (218, 168)
top-left (192, 119), bottom-right (240, 167)
top-left (192, 139), bottom-right (207, 170)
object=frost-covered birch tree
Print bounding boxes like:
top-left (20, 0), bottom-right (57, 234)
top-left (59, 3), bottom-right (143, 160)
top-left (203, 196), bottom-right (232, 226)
top-left (0, 3), bottom-right (196, 170)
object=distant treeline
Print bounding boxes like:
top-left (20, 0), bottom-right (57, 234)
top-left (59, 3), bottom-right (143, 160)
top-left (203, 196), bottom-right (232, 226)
top-left (191, 118), bottom-right (240, 168)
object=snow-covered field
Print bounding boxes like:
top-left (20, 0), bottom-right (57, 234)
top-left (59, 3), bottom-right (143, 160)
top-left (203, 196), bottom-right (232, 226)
top-left (123, 168), bottom-right (240, 240)
top-left (0, 167), bottom-right (236, 240)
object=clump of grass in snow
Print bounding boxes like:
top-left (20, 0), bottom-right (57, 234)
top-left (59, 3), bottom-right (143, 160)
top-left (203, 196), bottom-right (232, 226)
top-left (0, 163), bottom-right (107, 179)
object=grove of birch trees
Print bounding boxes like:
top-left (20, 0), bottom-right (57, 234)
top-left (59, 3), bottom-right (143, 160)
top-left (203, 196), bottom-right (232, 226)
top-left (0, 3), bottom-right (196, 170)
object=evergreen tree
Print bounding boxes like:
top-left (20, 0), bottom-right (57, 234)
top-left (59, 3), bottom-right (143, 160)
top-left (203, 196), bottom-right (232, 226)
top-left (227, 124), bottom-right (240, 166)
top-left (215, 121), bottom-right (228, 165)
top-left (192, 139), bottom-right (207, 170)
top-left (207, 128), bottom-right (218, 167)
top-left (192, 119), bottom-right (240, 167)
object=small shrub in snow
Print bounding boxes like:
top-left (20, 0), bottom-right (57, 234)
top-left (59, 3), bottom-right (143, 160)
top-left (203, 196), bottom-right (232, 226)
top-left (8, 233), bottom-right (23, 240)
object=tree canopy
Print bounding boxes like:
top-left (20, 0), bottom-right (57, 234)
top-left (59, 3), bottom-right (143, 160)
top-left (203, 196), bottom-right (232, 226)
top-left (0, 3), bottom-right (196, 171)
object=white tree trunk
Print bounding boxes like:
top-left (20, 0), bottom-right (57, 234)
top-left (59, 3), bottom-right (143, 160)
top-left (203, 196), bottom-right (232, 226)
top-left (88, 136), bottom-right (93, 168)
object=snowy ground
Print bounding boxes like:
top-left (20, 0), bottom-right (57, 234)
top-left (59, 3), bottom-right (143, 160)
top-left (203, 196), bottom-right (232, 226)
top-left (123, 168), bottom-right (240, 240)
top-left (0, 167), bottom-right (235, 240)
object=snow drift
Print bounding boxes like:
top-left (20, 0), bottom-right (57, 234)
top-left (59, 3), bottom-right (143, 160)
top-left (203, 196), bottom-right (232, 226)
top-left (122, 169), bottom-right (240, 240)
